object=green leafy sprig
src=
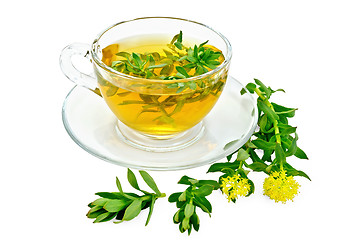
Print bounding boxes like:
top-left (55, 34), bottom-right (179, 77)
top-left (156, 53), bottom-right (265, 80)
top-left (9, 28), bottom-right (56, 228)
top-left (110, 31), bottom-right (223, 82)
top-left (86, 168), bottom-right (165, 226)
top-left (168, 176), bottom-right (219, 235)
top-left (111, 51), bottom-right (167, 79)
top-left (206, 78), bottom-right (310, 201)
top-left (241, 79), bottom-right (310, 178)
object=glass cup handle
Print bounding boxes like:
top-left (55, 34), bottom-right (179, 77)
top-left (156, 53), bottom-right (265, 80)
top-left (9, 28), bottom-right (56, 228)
top-left (59, 43), bottom-right (98, 90)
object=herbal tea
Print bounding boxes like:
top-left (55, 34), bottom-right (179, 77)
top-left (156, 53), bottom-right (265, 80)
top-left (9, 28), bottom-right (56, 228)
top-left (98, 32), bottom-right (227, 136)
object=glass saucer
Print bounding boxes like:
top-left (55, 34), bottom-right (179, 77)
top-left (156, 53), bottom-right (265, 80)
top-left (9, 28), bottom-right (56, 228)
top-left (62, 76), bottom-right (258, 171)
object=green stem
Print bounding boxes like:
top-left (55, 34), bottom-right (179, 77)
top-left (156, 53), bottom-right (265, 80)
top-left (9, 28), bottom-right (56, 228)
top-left (151, 96), bottom-right (170, 116)
top-left (254, 87), bottom-right (285, 171)
top-left (273, 120), bottom-right (281, 144)
top-left (254, 88), bottom-right (282, 144)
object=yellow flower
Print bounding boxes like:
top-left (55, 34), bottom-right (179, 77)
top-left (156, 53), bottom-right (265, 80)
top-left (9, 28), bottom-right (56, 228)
top-left (220, 174), bottom-right (251, 202)
top-left (263, 169), bottom-right (300, 203)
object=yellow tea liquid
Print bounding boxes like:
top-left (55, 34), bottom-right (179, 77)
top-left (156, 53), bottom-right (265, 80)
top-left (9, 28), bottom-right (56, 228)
top-left (98, 35), bottom-right (226, 136)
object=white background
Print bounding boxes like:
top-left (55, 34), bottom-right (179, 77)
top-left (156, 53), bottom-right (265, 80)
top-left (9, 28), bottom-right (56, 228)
top-left (1, 0), bottom-right (361, 239)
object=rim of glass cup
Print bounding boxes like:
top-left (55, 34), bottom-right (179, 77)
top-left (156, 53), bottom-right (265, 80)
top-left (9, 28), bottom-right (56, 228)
top-left (91, 16), bottom-right (232, 84)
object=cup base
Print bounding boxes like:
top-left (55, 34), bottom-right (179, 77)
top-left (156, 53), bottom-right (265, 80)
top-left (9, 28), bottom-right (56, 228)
top-left (115, 121), bottom-right (205, 152)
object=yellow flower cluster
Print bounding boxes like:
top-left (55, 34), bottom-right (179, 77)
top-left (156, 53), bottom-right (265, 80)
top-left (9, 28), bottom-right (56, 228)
top-left (263, 169), bottom-right (300, 203)
top-left (220, 175), bottom-right (251, 202)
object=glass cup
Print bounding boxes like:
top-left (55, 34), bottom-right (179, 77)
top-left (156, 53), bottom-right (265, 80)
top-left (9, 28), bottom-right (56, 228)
top-left (60, 17), bottom-right (232, 152)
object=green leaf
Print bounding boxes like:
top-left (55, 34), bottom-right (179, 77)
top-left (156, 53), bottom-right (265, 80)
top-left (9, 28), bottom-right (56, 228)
top-left (270, 87), bottom-right (285, 94)
top-left (176, 66), bottom-right (190, 78)
top-left (284, 163), bottom-right (311, 181)
top-left (220, 168), bottom-right (235, 175)
top-left (182, 217), bottom-right (190, 232)
top-left (123, 199), bottom-right (142, 221)
top-left (251, 139), bottom-right (276, 150)
top-left (199, 40), bottom-right (209, 48)
top-left (175, 42), bottom-right (183, 50)
top-left (87, 208), bottom-right (107, 219)
top-left (280, 126), bottom-right (297, 136)
top-left (249, 149), bottom-right (262, 162)
top-left (168, 192), bottom-right (182, 202)
top-left (257, 100), bottom-right (279, 121)
top-left (236, 148), bottom-right (250, 162)
top-left (295, 147), bottom-right (309, 159)
top-left (147, 63), bottom-right (168, 69)
top-left (178, 191), bottom-right (187, 202)
top-left (245, 179), bottom-right (255, 197)
top-left (184, 203), bottom-right (195, 219)
top-left (127, 168), bottom-right (140, 191)
top-left (95, 192), bottom-right (126, 200)
top-left (177, 31), bottom-right (183, 42)
top-left (103, 199), bottom-right (130, 212)
top-left (139, 170), bottom-right (161, 195)
top-left (170, 99), bottom-right (185, 116)
top-left (259, 114), bottom-right (274, 133)
top-left (193, 196), bottom-right (212, 215)
top-left (261, 149), bottom-right (273, 162)
top-left (207, 161), bottom-right (240, 173)
top-left (171, 31), bottom-right (183, 50)
top-left (271, 102), bottom-right (297, 118)
top-left (245, 83), bottom-right (256, 94)
top-left (275, 143), bottom-right (286, 164)
top-left (190, 213), bottom-right (200, 232)
top-left (87, 205), bottom-right (103, 215)
top-left (197, 180), bottom-right (219, 189)
top-left (187, 55), bottom-right (197, 63)
top-left (145, 196), bottom-right (156, 226)
top-left (193, 185), bottom-right (214, 197)
top-left (116, 177), bottom-right (123, 193)
top-left (170, 33), bottom-right (179, 44)
top-left (160, 64), bottom-right (174, 75)
top-left (173, 209), bottom-right (181, 223)
top-left (207, 52), bottom-right (221, 60)
top-left (286, 133), bottom-right (298, 157)
top-left (178, 176), bottom-right (195, 185)
top-left (94, 212), bottom-right (112, 223)
top-left (254, 78), bottom-right (271, 98)
top-left (132, 53), bottom-right (143, 68)
top-left (247, 162), bottom-right (268, 172)
top-left (92, 198), bottom-right (108, 206)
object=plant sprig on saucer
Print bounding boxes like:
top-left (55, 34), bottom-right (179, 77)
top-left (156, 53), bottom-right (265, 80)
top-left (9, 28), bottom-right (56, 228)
top-left (87, 168), bottom-right (165, 226)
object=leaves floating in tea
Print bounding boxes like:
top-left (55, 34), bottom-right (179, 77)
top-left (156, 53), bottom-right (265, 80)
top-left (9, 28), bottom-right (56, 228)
top-left (109, 31), bottom-right (223, 80)
top-left (97, 32), bottom-right (226, 135)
